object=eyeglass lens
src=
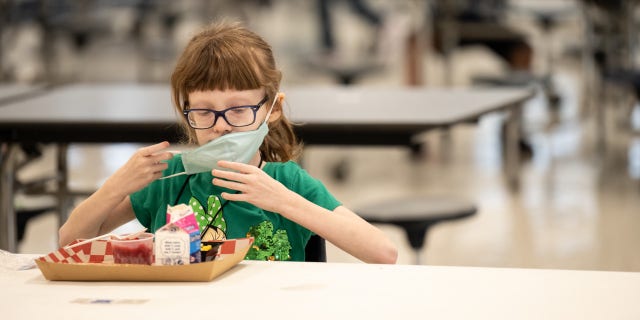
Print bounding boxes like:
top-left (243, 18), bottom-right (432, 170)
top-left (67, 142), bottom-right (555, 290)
top-left (187, 106), bottom-right (256, 128)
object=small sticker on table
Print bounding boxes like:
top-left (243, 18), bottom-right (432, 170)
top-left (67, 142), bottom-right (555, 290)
top-left (71, 298), bottom-right (148, 304)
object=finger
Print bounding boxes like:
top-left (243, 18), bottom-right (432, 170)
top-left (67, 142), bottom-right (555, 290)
top-left (152, 162), bottom-right (169, 173)
top-left (149, 151), bottom-right (174, 163)
top-left (151, 172), bottom-right (167, 183)
top-left (217, 160), bottom-right (257, 173)
top-left (220, 192), bottom-right (245, 202)
top-left (212, 168), bottom-right (246, 182)
top-left (212, 177), bottom-right (246, 192)
top-left (139, 141), bottom-right (170, 156)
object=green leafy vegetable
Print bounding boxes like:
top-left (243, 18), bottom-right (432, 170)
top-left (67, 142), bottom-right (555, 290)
top-left (245, 221), bottom-right (291, 261)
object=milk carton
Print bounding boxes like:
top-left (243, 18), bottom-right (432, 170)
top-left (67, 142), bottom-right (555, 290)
top-left (154, 204), bottom-right (201, 265)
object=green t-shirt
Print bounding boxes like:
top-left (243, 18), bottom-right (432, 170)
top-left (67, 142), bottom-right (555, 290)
top-left (129, 155), bottom-right (341, 261)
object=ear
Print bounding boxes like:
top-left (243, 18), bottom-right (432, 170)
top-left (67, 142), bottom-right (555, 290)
top-left (267, 92), bottom-right (285, 123)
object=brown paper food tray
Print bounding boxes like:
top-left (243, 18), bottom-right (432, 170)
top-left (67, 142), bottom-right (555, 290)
top-left (35, 241), bottom-right (250, 282)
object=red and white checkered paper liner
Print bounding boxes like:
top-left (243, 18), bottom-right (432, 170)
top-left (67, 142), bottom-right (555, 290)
top-left (216, 238), bottom-right (253, 259)
top-left (38, 237), bottom-right (253, 264)
top-left (39, 239), bottom-right (113, 264)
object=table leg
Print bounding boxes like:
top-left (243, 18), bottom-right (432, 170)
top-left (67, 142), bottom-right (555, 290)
top-left (0, 143), bottom-right (18, 252)
top-left (414, 249), bottom-right (424, 265)
top-left (56, 143), bottom-right (71, 232)
top-left (595, 85), bottom-right (607, 155)
top-left (504, 103), bottom-right (522, 191)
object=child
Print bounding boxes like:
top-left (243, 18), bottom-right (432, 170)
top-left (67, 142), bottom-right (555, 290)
top-left (59, 21), bottom-right (397, 264)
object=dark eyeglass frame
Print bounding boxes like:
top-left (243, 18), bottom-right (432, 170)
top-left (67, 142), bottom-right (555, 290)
top-left (183, 96), bottom-right (268, 129)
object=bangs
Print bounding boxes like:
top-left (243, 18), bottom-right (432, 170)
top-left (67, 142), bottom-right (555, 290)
top-left (171, 23), bottom-right (280, 108)
top-left (185, 41), bottom-right (266, 93)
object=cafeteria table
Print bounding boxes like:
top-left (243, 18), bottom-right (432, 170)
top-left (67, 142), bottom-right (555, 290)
top-left (0, 83), bottom-right (534, 252)
top-left (0, 83), bottom-right (50, 105)
top-left (1, 254), bottom-right (639, 320)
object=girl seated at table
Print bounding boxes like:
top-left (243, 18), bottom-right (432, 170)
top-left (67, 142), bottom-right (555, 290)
top-left (59, 21), bottom-right (397, 264)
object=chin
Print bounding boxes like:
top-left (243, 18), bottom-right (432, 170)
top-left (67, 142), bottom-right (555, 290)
top-left (198, 137), bottom-right (217, 145)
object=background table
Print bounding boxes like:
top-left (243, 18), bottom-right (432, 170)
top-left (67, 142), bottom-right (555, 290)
top-left (1, 259), bottom-right (639, 319)
top-left (0, 83), bottom-right (50, 106)
top-left (0, 84), bottom-right (532, 144)
top-left (0, 84), bottom-right (533, 252)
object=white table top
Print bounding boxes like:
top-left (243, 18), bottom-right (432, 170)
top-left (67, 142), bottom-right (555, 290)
top-left (0, 84), bottom-right (36, 97)
top-left (2, 257), bottom-right (639, 320)
top-left (286, 85), bottom-right (533, 125)
top-left (0, 83), bottom-right (47, 105)
top-left (0, 83), bottom-right (533, 126)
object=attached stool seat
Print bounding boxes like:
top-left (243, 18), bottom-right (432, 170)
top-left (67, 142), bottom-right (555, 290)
top-left (306, 54), bottom-right (384, 85)
top-left (357, 195), bottom-right (477, 264)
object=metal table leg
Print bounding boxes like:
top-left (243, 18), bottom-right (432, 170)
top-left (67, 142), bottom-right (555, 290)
top-left (56, 143), bottom-right (71, 230)
top-left (0, 143), bottom-right (18, 252)
top-left (505, 103), bottom-right (522, 191)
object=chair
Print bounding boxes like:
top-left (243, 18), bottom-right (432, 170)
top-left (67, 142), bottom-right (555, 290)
top-left (357, 195), bottom-right (477, 264)
top-left (305, 234), bottom-right (327, 262)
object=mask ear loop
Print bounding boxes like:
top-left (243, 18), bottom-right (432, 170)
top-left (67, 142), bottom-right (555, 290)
top-left (160, 171), bottom-right (188, 180)
top-left (263, 93), bottom-right (280, 124)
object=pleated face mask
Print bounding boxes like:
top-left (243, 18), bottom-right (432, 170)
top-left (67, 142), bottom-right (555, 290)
top-left (162, 94), bottom-right (278, 179)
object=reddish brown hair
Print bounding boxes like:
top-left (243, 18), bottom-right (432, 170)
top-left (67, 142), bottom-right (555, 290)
top-left (170, 21), bottom-right (301, 162)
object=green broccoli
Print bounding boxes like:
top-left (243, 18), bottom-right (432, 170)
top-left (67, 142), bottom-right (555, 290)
top-left (245, 221), bottom-right (291, 261)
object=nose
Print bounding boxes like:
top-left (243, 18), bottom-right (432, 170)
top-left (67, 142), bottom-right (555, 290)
top-left (211, 114), bottom-right (232, 133)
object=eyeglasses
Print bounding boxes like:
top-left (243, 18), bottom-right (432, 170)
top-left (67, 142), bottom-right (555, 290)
top-left (183, 96), bottom-right (268, 129)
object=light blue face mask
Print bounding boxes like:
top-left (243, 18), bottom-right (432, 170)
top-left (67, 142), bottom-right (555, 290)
top-left (161, 94), bottom-right (277, 179)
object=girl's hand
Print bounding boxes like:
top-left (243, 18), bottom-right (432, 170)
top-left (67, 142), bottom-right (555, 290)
top-left (212, 160), bottom-right (293, 212)
top-left (102, 141), bottom-right (174, 198)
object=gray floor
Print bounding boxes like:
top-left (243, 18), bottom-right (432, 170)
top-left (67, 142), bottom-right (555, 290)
top-left (10, 0), bottom-right (640, 271)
